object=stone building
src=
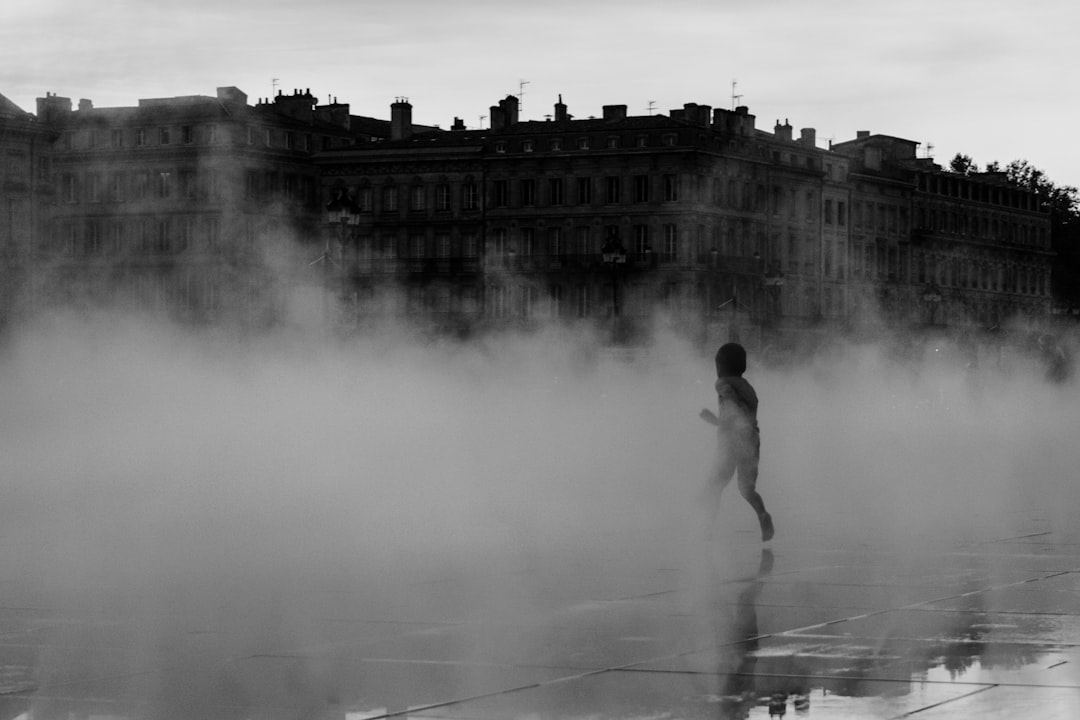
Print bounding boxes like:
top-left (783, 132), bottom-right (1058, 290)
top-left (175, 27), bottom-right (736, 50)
top-left (0, 93), bottom-right (54, 327)
top-left (832, 134), bottom-right (1052, 334)
top-left (316, 95), bottom-right (846, 345)
top-left (29, 86), bottom-right (403, 323)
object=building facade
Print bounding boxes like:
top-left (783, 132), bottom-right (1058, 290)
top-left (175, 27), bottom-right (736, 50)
top-left (0, 84), bottom-right (1056, 343)
top-left (0, 93), bottom-right (54, 327)
top-left (29, 86), bottom-right (398, 323)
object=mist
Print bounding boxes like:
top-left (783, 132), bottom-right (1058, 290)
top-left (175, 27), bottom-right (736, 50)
top-left (0, 306), bottom-right (1077, 711)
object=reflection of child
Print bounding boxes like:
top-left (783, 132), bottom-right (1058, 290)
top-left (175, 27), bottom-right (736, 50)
top-left (700, 343), bottom-right (774, 542)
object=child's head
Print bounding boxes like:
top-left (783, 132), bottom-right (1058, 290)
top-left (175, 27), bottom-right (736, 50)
top-left (715, 343), bottom-right (747, 377)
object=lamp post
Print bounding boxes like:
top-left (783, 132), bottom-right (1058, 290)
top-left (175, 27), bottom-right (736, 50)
top-left (600, 229), bottom-right (627, 341)
top-left (923, 285), bottom-right (942, 326)
top-left (321, 189), bottom-right (361, 326)
top-left (763, 265), bottom-right (786, 327)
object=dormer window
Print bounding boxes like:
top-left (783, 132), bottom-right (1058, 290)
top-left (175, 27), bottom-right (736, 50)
top-left (495, 141), bottom-right (507, 153)
top-left (606, 136), bottom-right (619, 149)
top-left (522, 140), bottom-right (533, 153)
top-left (577, 137), bottom-right (590, 150)
top-left (551, 138), bottom-right (562, 151)
top-left (635, 135), bottom-right (647, 148)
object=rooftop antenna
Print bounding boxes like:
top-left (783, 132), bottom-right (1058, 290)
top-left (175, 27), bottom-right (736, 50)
top-left (647, 100), bottom-right (656, 115)
top-left (731, 79), bottom-right (743, 110)
top-left (518, 78), bottom-right (530, 115)
top-left (272, 78), bottom-right (279, 97)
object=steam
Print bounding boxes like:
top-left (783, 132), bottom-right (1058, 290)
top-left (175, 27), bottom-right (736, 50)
top-left (0, 306), bottom-right (1076, 708)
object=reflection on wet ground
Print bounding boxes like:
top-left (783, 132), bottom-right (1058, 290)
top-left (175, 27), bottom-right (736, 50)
top-left (0, 514), bottom-right (1079, 719)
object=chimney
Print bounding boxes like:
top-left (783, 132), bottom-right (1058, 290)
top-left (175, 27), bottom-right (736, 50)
top-left (554, 94), bottom-right (568, 122)
top-left (36, 92), bottom-right (72, 123)
top-left (77, 98), bottom-right (93, 112)
top-left (314, 101), bottom-right (350, 130)
top-left (682, 103), bottom-right (710, 126)
top-left (499, 95), bottom-right (519, 126)
top-left (856, 130), bottom-right (870, 139)
top-left (391, 98), bottom-right (413, 140)
top-left (216, 86), bottom-right (249, 106)
top-left (273, 88), bottom-right (316, 124)
top-left (774, 118), bottom-right (793, 142)
top-left (490, 103), bottom-right (506, 130)
top-left (800, 128), bottom-right (816, 147)
top-left (451, 116), bottom-right (466, 131)
top-left (602, 104), bottom-right (627, 121)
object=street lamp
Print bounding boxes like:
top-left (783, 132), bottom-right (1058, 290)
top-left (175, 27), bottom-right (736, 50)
top-left (600, 229), bottom-right (627, 339)
top-left (319, 189), bottom-right (361, 325)
top-left (763, 265), bottom-right (786, 327)
top-left (923, 285), bottom-right (942, 326)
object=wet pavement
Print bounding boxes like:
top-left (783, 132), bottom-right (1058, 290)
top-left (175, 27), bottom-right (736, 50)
top-left (1, 499), bottom-right (1079, 719)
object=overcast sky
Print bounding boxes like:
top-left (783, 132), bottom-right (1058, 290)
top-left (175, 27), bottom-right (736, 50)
top-left (3, 0), bottom-right (1077, 186)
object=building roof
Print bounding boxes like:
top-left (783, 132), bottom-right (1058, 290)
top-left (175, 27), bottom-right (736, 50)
top-left (0, 92), bottom-right (30, 119)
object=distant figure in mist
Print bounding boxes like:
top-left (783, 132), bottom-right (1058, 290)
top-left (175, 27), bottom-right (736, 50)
top-left (700, 343), bottom-right (774, 542)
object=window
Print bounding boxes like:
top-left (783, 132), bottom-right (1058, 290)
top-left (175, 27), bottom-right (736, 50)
top-left (575, 284), bottom-right (589, 318)
top-left (409, 185), bottom-right (427, 211)
top-left (462, 232), bottom-right (478, 257)
top-left (577, 137), bottom-right (590, 150)
top-left (410, 234), bottom-right (425, 258)
top-left (633, 224), bottom-right (650, 254)
top-left (663, 174), bottom-right (679, 202)
top-left (605, 176), bottom-right (621, 204)
top-left (436, 234), bottom-right (451, 258)
top-left (110, 220), bottom-right (125, 253)
top-left (382, 186), bottom-right (398, 212)
top-left (607, 136), bottom-right (619, 149)
top-left (548, 227), bottom-right (562, 256)
top-left (837, 201), bottom-right (846, 226)
top-left (663, 224), bottom-right (677, 261)
top-left (575, 226), bottom-right (591, 255)
top-left (551, 138), bottom-right (562, 151)
top-left (520, 179), bottom-right (536, 206)
top-left (247, 126), bottom-right (255, 145)
top-left (181, 170), bottom-right (196, 200)
top-left (662, 133), bottom-right (676, 146)
top-left (285, 132), bottom-right (295, 150)
top-left (549, 178), bottom-right (563, 206)
top-left (86, 173), bottom-right (102, 203)
top-left (156, 171), bottom-right (172, 199)
top-left (208, 124), bottom-right (218, 144)
top-left (61, 173), bottom-right (78, 203)
top-left (576, 177), bottom-right (592, 204)
top-left (109, 173), bottom-right (124, 202)
top-left (136, 128), bottom-right (147, 147)
top-left (181, 125), bottom-right (193, 144)
top-left (206, 217), bottom-right (220, 248)
top-left (110, 129), bottom-right (123, 148)
top-left (495, 141), bottom-right (507, 153)
top-left (633, 175), bottom-right (650, 203)
top-left (84, 220), bottom-right (101, 255)
top-left (493, 180), bottom-right (509, 207)
top-left (463, 183), bottom-right (479, 210)
top-left (264, 129), bottom-right (272, 147)
top-left (435, 184), bottom-right (450, 211)
top-left (159, 127), bottom-right (170, 145)
top-left (522, 140), bottom-right (533, 153)
top-left (636, 135), bottom-right (647, 148)
top-left (520, 228), bottom-right (534, 256)
top-left (824, 199), bottom-right (833, 225)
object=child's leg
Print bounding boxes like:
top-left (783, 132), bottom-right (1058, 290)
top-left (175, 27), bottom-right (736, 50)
top-left (736, 437), bottom-right (773, 541)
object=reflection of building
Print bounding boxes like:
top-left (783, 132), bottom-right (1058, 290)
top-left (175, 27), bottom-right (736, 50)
top-left (31, 86), bottom-right (400, 322)
top-left (0, 92), bottom-right (54, 327)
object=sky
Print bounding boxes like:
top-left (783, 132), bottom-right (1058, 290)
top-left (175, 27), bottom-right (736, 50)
top-left (2, 0), bottom-right (1078, 187)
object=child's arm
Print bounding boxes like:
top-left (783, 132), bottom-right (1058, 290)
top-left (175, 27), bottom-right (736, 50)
top-left (699, 408), bottom-right (719, 425)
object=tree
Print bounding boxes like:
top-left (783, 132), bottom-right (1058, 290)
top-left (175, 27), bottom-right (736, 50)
top-left (949, 153), bottom-right (978, 175)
